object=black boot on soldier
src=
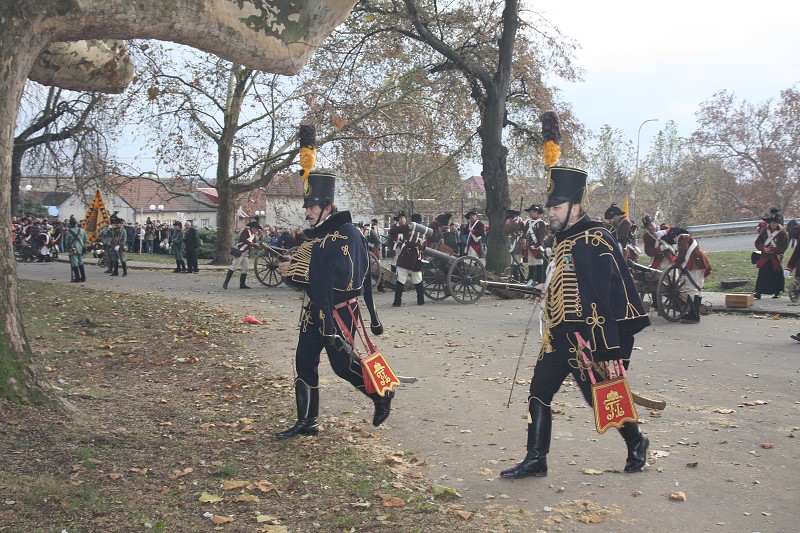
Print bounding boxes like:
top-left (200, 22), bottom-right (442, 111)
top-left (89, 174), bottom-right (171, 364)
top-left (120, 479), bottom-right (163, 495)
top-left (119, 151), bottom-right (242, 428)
top-left (392, 283), bottom-right (404, 307)
top-left (70, 266), bottom-right (80, 282)
top-left (501, 400), bottom-right (551, 479)
top-left (110, 261), bottom-right (119, 276)
top-left (121, 262), bottom-right (128, 277)
top-left (276, 380), bottom-right (319, 439)
top-left (681, 296), bottom-right (700, 324)
top-left (239, 273), bottom-right (251, 289)
top-left (619, 422), bottom-right (650, 472)
top-left (415, 282), bottom-right (425, 305)
top-left (173, 261), bottom-right (181, 273)
top-left (78, 265), bottom-right (86, 282)
top-left (222, 270), bottom-right (234, 289)
top-left (369, 390), bottom-right (394, 426)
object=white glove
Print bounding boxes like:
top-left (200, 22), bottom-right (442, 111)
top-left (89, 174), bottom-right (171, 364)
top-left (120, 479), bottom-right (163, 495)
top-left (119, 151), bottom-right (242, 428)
top-left (785, 269), bottom-right (792, 279)
top-left (114, 245), bottom-right (120, 251)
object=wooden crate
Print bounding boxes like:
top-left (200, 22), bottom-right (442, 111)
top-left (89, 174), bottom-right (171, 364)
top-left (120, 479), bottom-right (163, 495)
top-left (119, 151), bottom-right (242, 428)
top-left (725, 293), bottom-right (754, 308)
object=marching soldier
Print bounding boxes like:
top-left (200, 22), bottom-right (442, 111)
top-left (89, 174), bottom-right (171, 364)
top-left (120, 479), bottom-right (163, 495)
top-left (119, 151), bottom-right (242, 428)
top-left (754, 211), bottom-right (788, 299)
top-left (64, 215), bottom-right (88, 283)
top-left (523, 204), bottom-right (547, 285)
top-left (501, 167), bottom-right (651, 480)
top-left (276, 170), bottom-right (389, 438)
top-left (222, 219), bottom-right (261, 289)
top-left (108, 213), bottom-right (128, 277)
top-left (388, 213), bottom-right (427, 306)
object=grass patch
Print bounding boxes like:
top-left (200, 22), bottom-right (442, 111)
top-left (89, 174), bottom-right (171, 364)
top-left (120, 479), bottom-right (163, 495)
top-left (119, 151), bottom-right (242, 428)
top-left (1, 280), bottom-right (496, 532)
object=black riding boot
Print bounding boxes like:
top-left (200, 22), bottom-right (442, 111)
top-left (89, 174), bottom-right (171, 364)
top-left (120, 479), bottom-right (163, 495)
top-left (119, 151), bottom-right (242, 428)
top-left (121, 262), bottom-right (128, 277)
top-left (500, 400), bottom-right (551, 479)
top-left (173, 261), bottom-right (181, 273)
top-left (276, 381), bottom-right (319, 439)
top-left (70, 266), bottom-right (80, 282)
top-left (104, 260), bottom-right (112, 273)
top-left (78, 265), bottom-right (86, 282)
top-left (239, 273), bottom-right (251, 289)
top-left (181, 260), bottom-right (188, 273)
top-left (681, 296), bottom-right (700, 324)
top-left (619, 422), bottom-right (649, 472)
top-left (110, 262), bottom-right (119, 276)
top-left (222, 270), bottom-right (234, 289)
top-left (392, 283), bottom-right (404, 307)
top-left (415, 282), bottom-right (425, 305)
top-left (368, 390), bottom-right (394, 427)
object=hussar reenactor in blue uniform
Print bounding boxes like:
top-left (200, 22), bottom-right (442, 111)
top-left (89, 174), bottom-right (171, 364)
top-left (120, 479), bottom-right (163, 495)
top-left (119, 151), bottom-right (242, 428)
top-left (108, 213), bottom-right (128, 277)
top-left (276, 168), bottom-right (388, 439)
top-left (501, 167), bottom-right (652, 479)
top-left (64, 215), bottom-right (88, 283)
top-left (169, 221), bottom-right (186, 273)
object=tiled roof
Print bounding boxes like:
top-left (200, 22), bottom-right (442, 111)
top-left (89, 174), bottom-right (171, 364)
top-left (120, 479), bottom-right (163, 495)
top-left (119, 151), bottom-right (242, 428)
top-left (111, 176), bottom-right (217, 212)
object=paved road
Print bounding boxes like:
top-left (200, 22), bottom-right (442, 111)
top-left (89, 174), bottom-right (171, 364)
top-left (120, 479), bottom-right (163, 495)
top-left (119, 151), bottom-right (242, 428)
top-left (696, 233), bottom-right (759, 252)
top-left (15, 261), bottom-right (800, 532)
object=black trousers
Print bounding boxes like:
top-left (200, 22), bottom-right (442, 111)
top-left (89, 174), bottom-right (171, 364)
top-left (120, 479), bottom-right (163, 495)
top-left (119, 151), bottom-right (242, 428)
top-left (295, 299), bottom-right (365, 389)
top-left (185, 249), bottom-right (199, 272)
top-left (530, 333), bottom-right (634, 407)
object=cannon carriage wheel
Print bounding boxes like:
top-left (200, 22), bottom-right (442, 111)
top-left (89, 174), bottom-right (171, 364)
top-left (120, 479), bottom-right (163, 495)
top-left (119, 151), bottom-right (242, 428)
top-left (788, 276), bottom-right (800, 303)
top-left (368, 253), bottom-right (382, 291)
top-left (447, 256), bottom-right (487, 304)
top-left (656, 264), bottom-right (690, 322)
top-left (254, 246), bottom-right (296, 288)
top-left (422, 259), bottom-right (449, 301)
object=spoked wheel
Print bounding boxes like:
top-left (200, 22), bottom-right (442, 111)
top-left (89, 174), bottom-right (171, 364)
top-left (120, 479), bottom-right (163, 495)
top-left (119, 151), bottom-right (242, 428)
top-left (368, 253), bottom-right (382, 291)
top-left (789, 276), bottom-right (800, 303)
top-left (447, 256), bottom-right (486, 304)
top-left (657, 264), bottom-right (689, 322)
top-left (422, 259), bottom-right (449, 301)
top-left (254, 251), bottom-right (284, 287)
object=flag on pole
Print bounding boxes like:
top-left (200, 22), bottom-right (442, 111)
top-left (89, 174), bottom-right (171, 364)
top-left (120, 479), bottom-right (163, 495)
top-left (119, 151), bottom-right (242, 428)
top-left (82, 190), bottom-right (111, 244)
top-left (622, 194), bottom-right (629, 217)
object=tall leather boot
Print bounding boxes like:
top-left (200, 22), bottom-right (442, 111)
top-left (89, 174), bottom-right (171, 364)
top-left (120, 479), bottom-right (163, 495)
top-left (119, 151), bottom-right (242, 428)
top-left (392, 283), bottom-right (404, 307)
top-left (500, 400), bottom-right (551, 479)
top-left (110, 262), bottom-right (119, 276)
top-left (78, 265), bottom-right (86, 282)
top-left (276, 381), bottom-right (319, 439)
top-left (368, 390), bottom-right (394, 426)
top-left (681, 296), bottom-right (700, 324)
top-left (121, 262), bottom-right (128, 277)
top-left (415, 282), bottom-right (425, 305)
top-left (239, 273), bottom-right (251, 289)
top-left (104, 260), bottom-right (112, 273)
top-left (173, 261), bottom-right (182, 273)
top-left (618, 422), bottom-right (649, 472)
top-left (222, 270), bottom-right (234, 289)
top-left (70, 266), bottom-right (80, 282)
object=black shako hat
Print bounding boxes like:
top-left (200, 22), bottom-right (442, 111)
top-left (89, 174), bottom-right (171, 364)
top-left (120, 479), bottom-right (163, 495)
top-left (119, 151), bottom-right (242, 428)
top-left (762, 213), bottom-right (781, 223)
top-left (435, 213), bottom-right (452, 225)
top-left (303, 170), bottom-right (336, 208)
top-left (604, 203), bottom-right (625, 220)
top-left (545, 167), bottom-right (588, 208)
top-left (410, 213), bottom-right (422, 223)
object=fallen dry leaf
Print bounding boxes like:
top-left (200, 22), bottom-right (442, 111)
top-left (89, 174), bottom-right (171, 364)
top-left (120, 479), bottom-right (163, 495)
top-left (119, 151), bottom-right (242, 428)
top-left (454, 510), bottom-right (473, 520)
top-left (760, 443), bottom-right (775, 449)
top-left (668, 491), bottom-right (687, 502)
top-left (210, 515), bottom-right (234, 524)
top-left (235, 494), bottom-right (259, 502)
top-left (379, 494), bottom-right (406, 507)
top-left (108, 472), bottom-right (123, 480)
top-left (198, 492), bottom-right (223, 503)
top-left (222, 480), bottom-right (248, 490)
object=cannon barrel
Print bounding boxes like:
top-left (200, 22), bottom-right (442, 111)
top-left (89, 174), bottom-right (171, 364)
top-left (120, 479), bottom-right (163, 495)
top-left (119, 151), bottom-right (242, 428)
top-left (410, 221), bottom-right (434, 238)
top-left (628, 261), bottom-right (661, 275)
top-left (424, 246), bottom-right (455, 263)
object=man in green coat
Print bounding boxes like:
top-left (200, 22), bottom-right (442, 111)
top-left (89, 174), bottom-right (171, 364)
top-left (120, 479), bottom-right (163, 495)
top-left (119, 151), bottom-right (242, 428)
top-left (170, 221), bottom-right (186, 273)
top-left (64, 215), bottom-right (88, 282)
top-left (109, 214), bottom-right (128, 277)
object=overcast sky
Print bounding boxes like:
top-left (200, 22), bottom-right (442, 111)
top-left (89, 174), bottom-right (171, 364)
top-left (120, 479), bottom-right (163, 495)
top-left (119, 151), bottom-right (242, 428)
top-left (538, 1), bottom-right (800, 150)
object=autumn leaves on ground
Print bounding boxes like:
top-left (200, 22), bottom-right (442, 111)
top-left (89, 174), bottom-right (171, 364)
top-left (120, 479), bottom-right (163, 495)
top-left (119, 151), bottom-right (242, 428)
top-left (0, 281), bottom-right (484, 532)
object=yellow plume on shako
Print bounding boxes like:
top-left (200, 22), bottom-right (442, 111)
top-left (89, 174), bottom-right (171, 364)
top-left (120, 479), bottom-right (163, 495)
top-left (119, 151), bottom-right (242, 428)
top-left (540, 110), bottom-right (561, 168)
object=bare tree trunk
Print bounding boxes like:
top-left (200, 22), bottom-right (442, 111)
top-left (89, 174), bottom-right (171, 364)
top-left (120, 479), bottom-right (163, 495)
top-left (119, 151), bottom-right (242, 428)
top-left (212, 179), bottom-right (238, 265)
top-left (481, 94), bottom-right (511, 275)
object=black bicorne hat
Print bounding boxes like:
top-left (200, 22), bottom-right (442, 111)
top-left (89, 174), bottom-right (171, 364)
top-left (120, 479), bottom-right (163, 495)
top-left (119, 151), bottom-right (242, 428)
top-left (303, 170), bottom-right (336, 208)
top-left (545, 167), bottom-right (588, 208)
top-left (524, 204), bottom-right (544, 214)
top-left (435, 212), bottom-right (452, 225)
top-left (464, 211), bottom-right (477, 219)
top-left (396, 210), bottom-right (406, 218)
top-left (410, 213), bottom-right (422, 223)
top-left (762, 213), bottom-right (781, 223)
top-left (642, 215), bottom-right (654, 227)
top-left (604, 203), bottom-right (625, 220)
top-left (173, 221), bottom-right (182, 227)
top-left (505, 209), bottom-right (520, 219)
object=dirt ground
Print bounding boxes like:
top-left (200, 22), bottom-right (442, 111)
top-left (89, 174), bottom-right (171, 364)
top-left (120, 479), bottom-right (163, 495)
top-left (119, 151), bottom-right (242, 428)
top-left (9, 261), bottom-right (800, 532)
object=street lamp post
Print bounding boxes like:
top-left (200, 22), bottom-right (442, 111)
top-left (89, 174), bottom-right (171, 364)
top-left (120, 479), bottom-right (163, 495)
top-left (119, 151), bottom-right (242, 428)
top-left (632, 118), bottom-right (658, 225)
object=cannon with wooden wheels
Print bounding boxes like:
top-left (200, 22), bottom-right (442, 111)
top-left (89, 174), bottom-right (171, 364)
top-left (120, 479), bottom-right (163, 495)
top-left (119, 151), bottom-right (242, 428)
top-left (655, 264), bottom-right (691, 321)
top-left (788, 275), bottom-right (800, 303)
top-left (253, 245), bottom-right (294, 287)
top-left (421, 246), bottom-right (487, 304)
